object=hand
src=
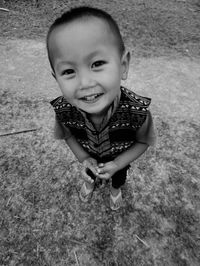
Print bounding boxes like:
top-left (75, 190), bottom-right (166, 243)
top-left (96, 161), bottom-right (119, 180)
top-left (81, 157), bottom-right (98, 183)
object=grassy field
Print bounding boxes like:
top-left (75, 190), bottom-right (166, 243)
top-left (1, 0), bottom-right (200, 57)
top-left (0, 0), bottom-right (200, 265)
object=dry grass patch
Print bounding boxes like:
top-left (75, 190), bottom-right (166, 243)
top-left (0, 87), bottom-right (199, 265)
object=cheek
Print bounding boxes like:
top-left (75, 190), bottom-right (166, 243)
top-left (99, 68), bottom-right (121, 85)
top-left (107, 65), bottom-right (122, 81)
top-left (105, 73), bottom-right (121, 90)
top-left (57, 78), bottom-right (74, 93)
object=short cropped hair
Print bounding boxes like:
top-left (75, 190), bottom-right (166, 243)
top-left (46, 6), bottom-right (125, 71)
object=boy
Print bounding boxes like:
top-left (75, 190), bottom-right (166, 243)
top-left (47, 6), bottom-right (156, 210)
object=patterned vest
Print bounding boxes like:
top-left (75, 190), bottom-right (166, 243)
top-left (50, 87), bottom-right (151, 161)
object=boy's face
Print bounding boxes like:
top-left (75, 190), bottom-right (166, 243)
top-left (48, 18), bottom-right (130, 116)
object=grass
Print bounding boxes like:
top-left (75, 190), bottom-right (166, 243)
top-left (1, 92), bottom-right (199, 265)
top-left (0, 0), bottom-right (200, 265)
top-left (1, 0), bottom-right (200, 57)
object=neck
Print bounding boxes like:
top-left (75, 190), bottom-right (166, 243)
top-left (80, 88), bottom-right (122, 128)
top-left (89, 106), bottom-right (109, 125)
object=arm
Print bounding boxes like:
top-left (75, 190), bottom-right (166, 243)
top-left (65, 136), bottom-right (98, 183)
top-left (114, 141), bottom-right (148, 170)
top-left (115, 109), bottom-right (155, 168)
top-left (97, 142), bottom-right (148, 179)
top-left (97, 111), bottom-right (155, 179)
top-left (53, 116), bottom-right (90, 162)
top-left (53, 117), bottom-right (97, 181)
top-left (64, 135), bottom-right (90, 163)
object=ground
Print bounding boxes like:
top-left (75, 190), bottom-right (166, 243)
top-left (0, 0), bottom-right (200, 265)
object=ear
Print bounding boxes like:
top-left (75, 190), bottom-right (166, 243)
top-left (121, 51), bottom-right (131, 80)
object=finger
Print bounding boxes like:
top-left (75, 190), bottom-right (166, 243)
top-left (98, 173), bottom-right (110, 180)
top-left (87, 160), bottom-right (98, 171)
top-left (96, 167), bottom-right (101, 175)
top-left (96, 165), bottom-right (109, 174)
top-left (88, 158), bottom-right (97, 167)
top-left (86, 168), bottom-right (96, 179)
top-left (82, 170), bottom-right (94, 183)
top-left (83, 158), bottom-right (96, 169)
top-left (89, 166), bottom-right (99, 177)
top-left (82, 175), bottom-right (94, 184)
top-left (96, 165), bottom-right (107, 175)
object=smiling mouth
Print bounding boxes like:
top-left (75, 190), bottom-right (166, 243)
top-left (80, 93), bottom-right (103, 102)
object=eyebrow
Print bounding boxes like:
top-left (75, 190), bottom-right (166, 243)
top-left (87, 50), bottom-right (102, 58)
top-left (55, 49), bottom-right (106, 68)
top-left (56, 60), bottom-right (74, 67)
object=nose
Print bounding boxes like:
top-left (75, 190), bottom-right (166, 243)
top-left (78, 69), bottom-right (95, 90)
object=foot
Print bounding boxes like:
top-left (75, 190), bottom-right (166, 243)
top-left (110, 187), bottom-right (122, 210)
top-left (79, 181), bottom-right (94, 202)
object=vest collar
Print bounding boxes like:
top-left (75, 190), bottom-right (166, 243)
top-left (79, 88), bottom-right (121, 131)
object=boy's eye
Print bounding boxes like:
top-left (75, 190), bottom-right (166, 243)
top-left (62, 69), bottom-right (75, 76)
top-left (91, 60), bottom-right (106, 68)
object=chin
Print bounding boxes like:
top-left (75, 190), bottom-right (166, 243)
top-left (90, 105), bottom-right (110, 116)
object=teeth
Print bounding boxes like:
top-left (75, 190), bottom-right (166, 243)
top-left (85, 95), bottom-right (96, 101)
top-left (82, 94), bottom-right (102, 101)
